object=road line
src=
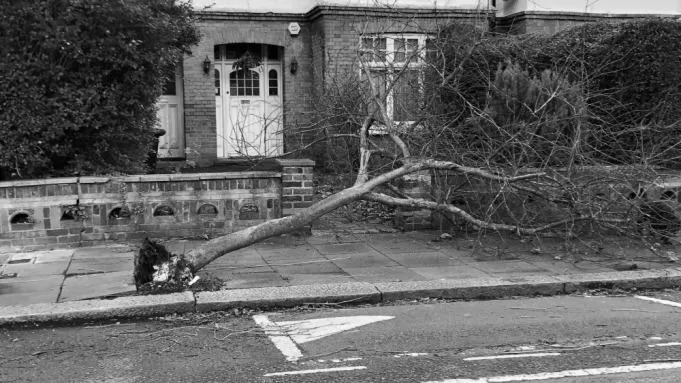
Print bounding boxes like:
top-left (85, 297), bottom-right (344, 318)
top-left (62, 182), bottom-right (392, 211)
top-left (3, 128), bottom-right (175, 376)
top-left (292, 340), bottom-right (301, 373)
top-left (635, 295), bottom-right (681, 308)
top-left (422, 361), bottom-right (681, 382)
top-left (463, 352), bottom-right (560, 361)
top-left (264, 366), bottom-right (367, 377)
top-left (649, 342), bottom-right (681, 348)
top-left (253, 314), bottom-right (304, 362)
top-left (394, 352), bottom-right (429, 358)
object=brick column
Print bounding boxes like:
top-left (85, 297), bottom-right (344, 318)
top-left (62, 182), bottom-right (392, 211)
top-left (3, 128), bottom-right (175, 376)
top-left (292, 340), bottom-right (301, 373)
top-left (275, 159), bottom-right (315, 216)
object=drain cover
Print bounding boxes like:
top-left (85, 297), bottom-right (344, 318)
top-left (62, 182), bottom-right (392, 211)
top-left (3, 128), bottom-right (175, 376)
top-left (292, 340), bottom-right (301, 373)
top-left (8, 258), bottom-right (31, 264)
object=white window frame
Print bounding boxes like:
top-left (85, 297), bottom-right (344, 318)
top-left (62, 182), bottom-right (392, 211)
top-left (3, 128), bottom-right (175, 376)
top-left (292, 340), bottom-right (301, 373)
top-left (359, 34), bottom-right (429, 133)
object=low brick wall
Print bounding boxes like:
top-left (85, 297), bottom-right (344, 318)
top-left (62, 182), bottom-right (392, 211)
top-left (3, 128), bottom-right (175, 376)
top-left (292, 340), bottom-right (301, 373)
top-left (0, 159), bottom-right (315, 251)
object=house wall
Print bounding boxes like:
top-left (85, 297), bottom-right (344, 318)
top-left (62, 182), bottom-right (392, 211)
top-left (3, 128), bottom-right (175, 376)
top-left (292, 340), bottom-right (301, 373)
top-left (179, 6), bottom-right (490, 166)
top-left (495, 0), bottom-right (681, 34)
top-left (182, 14), bottom-right (314, 166)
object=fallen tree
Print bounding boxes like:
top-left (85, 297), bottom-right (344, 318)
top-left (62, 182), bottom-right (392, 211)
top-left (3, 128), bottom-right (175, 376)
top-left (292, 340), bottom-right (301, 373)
top-left (135, 13), bottom-right (681, 288)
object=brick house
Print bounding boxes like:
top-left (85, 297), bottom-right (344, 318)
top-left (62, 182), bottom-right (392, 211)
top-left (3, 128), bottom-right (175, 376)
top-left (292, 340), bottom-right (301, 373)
top-left (156, 0), bottom-right (681, 168)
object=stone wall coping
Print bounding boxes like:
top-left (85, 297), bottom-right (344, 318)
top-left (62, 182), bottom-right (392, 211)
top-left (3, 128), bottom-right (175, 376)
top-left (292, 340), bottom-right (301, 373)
top-left (275, 159), bottom-right (316, 167)
top-left (0, 178), bottom-right (78, 188)
top-left (79, 177), bottom-right (110, 184)
top-left (0, 172), bottom-right (284, 191)
top-left (497, 10), bottom-right (678, 22)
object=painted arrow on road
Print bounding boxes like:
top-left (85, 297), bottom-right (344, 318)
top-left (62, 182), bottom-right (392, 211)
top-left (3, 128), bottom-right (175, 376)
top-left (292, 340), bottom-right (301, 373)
top-left (253, 314), bottom-right (394, 362)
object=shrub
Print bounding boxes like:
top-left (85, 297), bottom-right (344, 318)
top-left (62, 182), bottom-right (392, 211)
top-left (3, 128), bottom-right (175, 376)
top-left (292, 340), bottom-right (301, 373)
top-left (0, 0), bottom-right (200, 179)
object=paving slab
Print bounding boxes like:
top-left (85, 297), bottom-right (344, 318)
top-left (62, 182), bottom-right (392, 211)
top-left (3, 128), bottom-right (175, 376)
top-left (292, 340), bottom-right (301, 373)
top-left (0, 253), bottom-right (10, 265)
top-left (0, 275), bottom-right (63, 306)
top-left (330, 252), bottom-right (401, 269)
top-left (281, 273), bottom-right (356, 286)
top-left (467, 260), bottom-right (553, 276)
top-left (33, 249), bottom-right (74, 264)
top-left (3, 262), bottom-right (69, 277)
top-left (196, 282), bottom-right (381, 311)
top-left (67, 256), bottom-right (134, 276)
top-left (385, 251), bottom-right (465, 268)
top-left (313, 242), bottom-right (376, 255)
top-left (59, 271), bottom-right (136, 302)
top-left (306, 232), bottom-right (363, 245)
top-left (257, 247), bottom-right (321, 262)
top-left (344, 266), bottom-right (427, 283)
top-left (369, 240), bottom-right (443, 254)
top-left (220, 271), bottom-right (287, 289)
top-left (411, 265), bottom-right (490, 280)
top-left (271, 261), bottom-right (345, 275)
top-left (72, 246), bottom-right (135, 259)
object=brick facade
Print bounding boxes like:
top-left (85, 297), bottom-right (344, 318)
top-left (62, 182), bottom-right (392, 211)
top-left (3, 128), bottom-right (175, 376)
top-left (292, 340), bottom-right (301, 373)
top-left (171, 6), bottom-right (490, 167)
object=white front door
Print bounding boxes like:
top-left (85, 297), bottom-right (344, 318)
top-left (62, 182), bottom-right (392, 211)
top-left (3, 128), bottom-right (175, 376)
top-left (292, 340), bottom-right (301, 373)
top-left (215, 61), bottom-right (283, 158)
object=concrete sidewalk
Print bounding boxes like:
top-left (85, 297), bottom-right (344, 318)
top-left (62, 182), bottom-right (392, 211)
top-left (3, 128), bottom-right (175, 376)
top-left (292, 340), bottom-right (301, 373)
top-left (1, 230), bottom-right (681, 324)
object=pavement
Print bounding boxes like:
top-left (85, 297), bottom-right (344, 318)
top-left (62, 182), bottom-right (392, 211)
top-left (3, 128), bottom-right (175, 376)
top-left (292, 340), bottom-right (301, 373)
top-left (1, 226), bottom-right (681, 325)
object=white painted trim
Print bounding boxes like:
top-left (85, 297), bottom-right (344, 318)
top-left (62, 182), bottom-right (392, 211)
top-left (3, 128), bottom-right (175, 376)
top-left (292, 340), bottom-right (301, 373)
top-left (635, 295), bottom-right (681, 308)
top-left (264, 366), bottom-right (368, 377)
top-left (423, 361), bottom-right (681, 383)
top-left (463, 352), bottom-right (561, 361)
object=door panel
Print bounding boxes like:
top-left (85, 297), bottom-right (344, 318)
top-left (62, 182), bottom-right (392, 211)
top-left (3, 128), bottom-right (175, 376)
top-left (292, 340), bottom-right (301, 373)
top-left (157, 69), bottom-right (185, 158)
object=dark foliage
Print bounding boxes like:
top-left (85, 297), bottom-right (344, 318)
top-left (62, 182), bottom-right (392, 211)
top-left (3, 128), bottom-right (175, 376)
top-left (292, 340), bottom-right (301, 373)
top-left (0, 0), bottom-right (200, 179)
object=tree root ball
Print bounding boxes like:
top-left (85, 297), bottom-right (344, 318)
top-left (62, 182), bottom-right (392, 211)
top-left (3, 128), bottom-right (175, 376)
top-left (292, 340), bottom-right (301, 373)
top-left (134, 238), bottom-right (193, 290)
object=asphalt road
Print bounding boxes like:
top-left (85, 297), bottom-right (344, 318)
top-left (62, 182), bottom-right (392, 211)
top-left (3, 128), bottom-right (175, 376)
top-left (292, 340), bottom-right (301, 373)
top-left (3, 291), bottom-right (681, 382)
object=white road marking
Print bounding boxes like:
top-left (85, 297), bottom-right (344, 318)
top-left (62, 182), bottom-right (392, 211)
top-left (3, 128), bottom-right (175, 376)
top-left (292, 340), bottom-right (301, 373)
top-left (315, 357), bottom-right (363, 363)
top-left (264, 366), bottom-right (367, 377)
top-left (253, 314), bottom-right (393, 362)
top-left (649, 342), bottom-right (681, 348)
top-left (635, 295), bottom-right (681, 308)
top-left (423, 361), bottom-right (681, 382)
top-left (394, 352), bottom-right (429, 358)
top-left (463, 352), bottom-right (561, 361)
top-left (252, 314), bottom-right (304, 362)
top-left (275, 315), bottom-right (394, 344)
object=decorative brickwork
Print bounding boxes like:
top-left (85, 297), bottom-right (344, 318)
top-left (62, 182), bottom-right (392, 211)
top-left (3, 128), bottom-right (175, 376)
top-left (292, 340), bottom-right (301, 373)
top-left (0, 172), bottom-right (286, 251)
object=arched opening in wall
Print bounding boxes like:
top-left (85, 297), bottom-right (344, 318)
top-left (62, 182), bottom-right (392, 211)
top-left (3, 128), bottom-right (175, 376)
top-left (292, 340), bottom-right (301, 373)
top-left (214, 43), bottom-right (284, 158)
top-left (661, 190), bottom-right (677, 201)
top-left (198, 204), bottom-right (218, 218)
top-left (108, 207), bottom-right (131, 223)
top-left (61, 211), bottom-right (75, 221)
top-left (10, 212), bottom-right (34, 231)
top-left (10, 213), bottom-right (32, 224)
top-left (153, 205), bottom-right (175, 217)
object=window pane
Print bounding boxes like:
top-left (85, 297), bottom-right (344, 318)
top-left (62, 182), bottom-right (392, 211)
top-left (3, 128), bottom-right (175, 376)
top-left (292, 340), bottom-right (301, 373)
top-left (214, 45), bottom-right (221, 60)
top-left (393, 70), bottom-right (420, 121)
top-left (406, 39), bottom-right (419, 62)
top-left (362, 71), bottom-right (387, 111)
top-left (375, 38), bottom-right (386, 62)
top-left (269, 69), bottom-right (278, 96)
top-left (214, 69), bottom-right (220, 96)
top-left (162, 76), bottom-right (176, 95)
top-left (394, 39), bottom-right (405, 62)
